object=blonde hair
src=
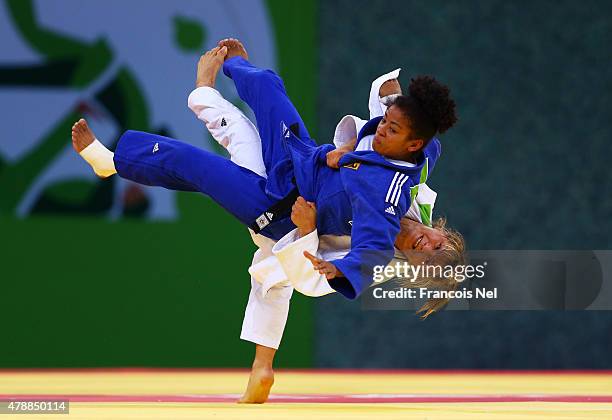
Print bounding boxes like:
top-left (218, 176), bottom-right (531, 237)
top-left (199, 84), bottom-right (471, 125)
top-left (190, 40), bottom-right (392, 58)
top-left (399, 217), bottom-right (467, 319)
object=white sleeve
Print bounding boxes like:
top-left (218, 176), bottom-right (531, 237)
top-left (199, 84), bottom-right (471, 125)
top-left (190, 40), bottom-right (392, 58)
top-left (333, 115), bottom-right (368, 149)
top-left (368, 68), bottom-right (402, 118)
top-left (187, 87), bottom-right (267, 178)
top-left (272, 229), bottom-right (336, 297)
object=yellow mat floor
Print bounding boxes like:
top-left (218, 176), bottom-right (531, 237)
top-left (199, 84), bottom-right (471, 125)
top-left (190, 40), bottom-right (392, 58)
top-left (1, 370), bottom-right (611, 419)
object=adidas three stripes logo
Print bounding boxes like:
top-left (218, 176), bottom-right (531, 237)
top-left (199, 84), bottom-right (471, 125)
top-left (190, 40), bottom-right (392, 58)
top-left (385, 172), bottom-right (408, 207)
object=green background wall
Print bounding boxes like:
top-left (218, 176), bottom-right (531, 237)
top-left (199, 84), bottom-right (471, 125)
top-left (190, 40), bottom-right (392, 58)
top-left (0, 0), bottom-right (317, 368)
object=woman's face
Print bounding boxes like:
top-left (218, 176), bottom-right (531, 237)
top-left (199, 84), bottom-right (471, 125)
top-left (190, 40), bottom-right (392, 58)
top-left (395, 217), bottom-right (447, 253)
top-left (373, 105), bottom-right (423, 160)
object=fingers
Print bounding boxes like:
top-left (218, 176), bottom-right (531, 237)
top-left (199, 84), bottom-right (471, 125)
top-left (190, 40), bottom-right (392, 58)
top-left (324, 267), bottom-right (337, 279)
top-left (304, 251), bottom-right (335, 277)
top-left (292, 196), bottom-right (308, 212)
top-left (326, 151), bottom-right (340, 169)
top-left (326, 149), bottom-right (343, 169)
top-left (303, 251), bottom-right (319, 264)
top-left (305, 252), bottom-right (330, 274)
top-left (293, 196), bottom-right (315, 209)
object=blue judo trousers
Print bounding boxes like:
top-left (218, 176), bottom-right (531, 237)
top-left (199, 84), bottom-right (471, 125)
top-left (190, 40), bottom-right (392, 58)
top-left (114, 57), bottom-right (308, 241)
top-left (114, 57), bottom-right (441, 300)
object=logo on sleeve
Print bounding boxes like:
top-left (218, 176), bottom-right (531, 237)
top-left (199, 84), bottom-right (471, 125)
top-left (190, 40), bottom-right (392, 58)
top-left (385, 172), bottom-right (408, 206)
top-left (152, 142), bottom-right (159, 153)
top-left (221, 117), bottom-right (227, 127)
top-left (281, 121), bottom-right (290, 138)
top-left (385, 206), bottom-right (396, 215)
top-left (342, 162), bottom-right (361, 170)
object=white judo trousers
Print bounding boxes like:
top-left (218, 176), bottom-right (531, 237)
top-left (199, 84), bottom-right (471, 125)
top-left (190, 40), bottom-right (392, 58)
top-left (189, 86), bottom-right (292, 349)
top-left (187, 68), bottom-right (438, 349)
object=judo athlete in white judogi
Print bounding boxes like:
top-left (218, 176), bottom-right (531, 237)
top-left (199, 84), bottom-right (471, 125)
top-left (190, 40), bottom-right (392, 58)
top-left (186, 52), bottom-right (440, 402)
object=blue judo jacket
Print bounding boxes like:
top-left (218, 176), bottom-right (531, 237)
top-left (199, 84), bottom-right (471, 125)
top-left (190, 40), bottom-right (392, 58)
top-left (279, 116), bottom-right (441, 299)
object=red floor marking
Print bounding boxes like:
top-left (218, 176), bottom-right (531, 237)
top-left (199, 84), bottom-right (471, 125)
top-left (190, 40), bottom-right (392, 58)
top-left (0, 368), bottom-right (611, 375)
top-left (1, 394), bottom-right (611, 404)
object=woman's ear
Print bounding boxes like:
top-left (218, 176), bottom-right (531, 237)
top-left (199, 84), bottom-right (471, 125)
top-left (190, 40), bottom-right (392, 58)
top-left (406, 138), bottom-right (424, 152)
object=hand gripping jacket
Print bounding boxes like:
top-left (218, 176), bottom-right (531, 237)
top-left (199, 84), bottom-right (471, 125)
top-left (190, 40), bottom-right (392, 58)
top-left (283, 116), bottom-right (441, 299)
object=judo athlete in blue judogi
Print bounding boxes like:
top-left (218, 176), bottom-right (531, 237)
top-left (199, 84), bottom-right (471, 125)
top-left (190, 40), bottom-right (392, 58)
top-left (72, 39), bottom-right (458, 301)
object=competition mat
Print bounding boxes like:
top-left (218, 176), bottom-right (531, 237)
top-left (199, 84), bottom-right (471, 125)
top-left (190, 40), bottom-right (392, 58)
top-left (1, 369), bottom-right (611, 419)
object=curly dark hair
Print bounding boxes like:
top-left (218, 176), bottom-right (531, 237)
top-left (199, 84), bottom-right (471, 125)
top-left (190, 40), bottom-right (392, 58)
top-left (391, 76), bottom-right (457, 141)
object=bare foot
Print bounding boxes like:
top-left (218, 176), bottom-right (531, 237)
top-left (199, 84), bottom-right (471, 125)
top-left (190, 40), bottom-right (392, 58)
top-left (218, 38), bottom-right (248, 61)
top-left (238, 364), bottom-right (274, 404)
top-left (71, 118), bottom-right (115, 178)
top-left (196, 46), bottom-right (228, 88)
top-left (71, 118), bottom-right (95, 153)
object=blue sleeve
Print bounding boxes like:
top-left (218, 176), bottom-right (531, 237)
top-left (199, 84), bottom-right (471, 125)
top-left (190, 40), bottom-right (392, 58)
top-left (424, 138), bottom-right (442, 176)
top-left (329, 171), bottom-right (407, 299)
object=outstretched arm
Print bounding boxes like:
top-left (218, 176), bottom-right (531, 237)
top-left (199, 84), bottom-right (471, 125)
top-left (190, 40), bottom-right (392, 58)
top-left (327, 170), bottom-right (408, 299)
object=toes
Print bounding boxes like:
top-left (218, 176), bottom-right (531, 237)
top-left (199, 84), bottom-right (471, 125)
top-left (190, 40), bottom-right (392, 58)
top-left (203, 46), bottom-right (222, 57)
top-left (72, 119), bottom-right (90, 134)
top-left (219, 38), bottom-right (237, 46)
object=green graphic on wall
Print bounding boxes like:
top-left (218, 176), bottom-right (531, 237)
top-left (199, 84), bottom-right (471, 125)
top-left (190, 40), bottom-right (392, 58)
top-left (0, 0), bottom-right (278, 220)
